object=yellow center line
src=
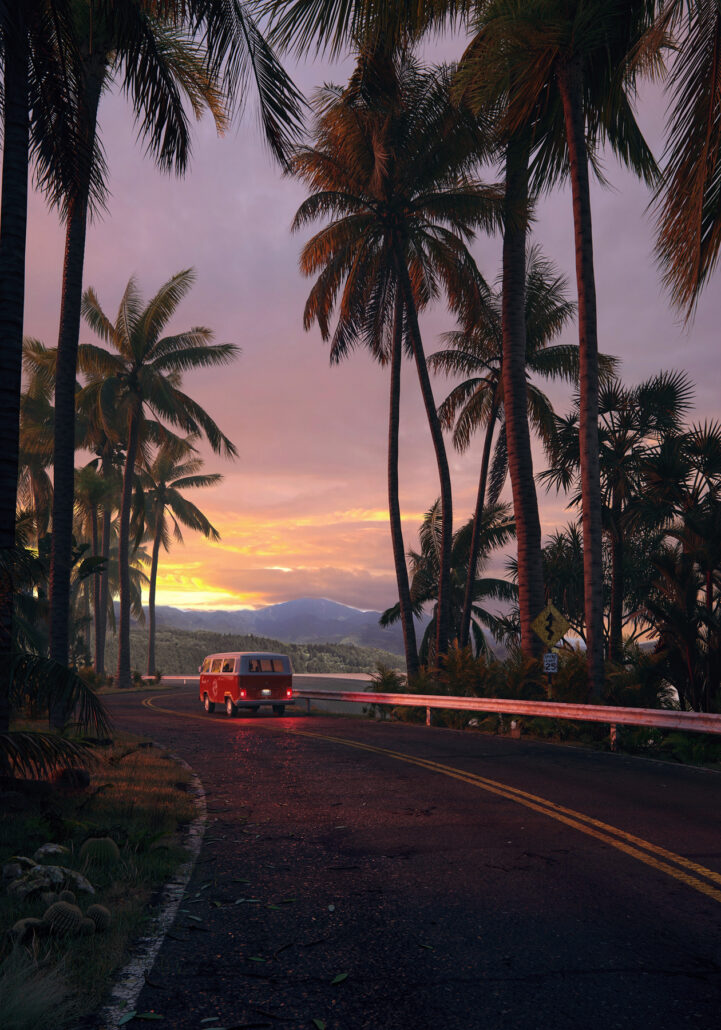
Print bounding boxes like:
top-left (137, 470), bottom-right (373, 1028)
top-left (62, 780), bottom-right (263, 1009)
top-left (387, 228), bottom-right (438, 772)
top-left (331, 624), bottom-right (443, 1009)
top-left (141, 696), bottom-right (721, 905)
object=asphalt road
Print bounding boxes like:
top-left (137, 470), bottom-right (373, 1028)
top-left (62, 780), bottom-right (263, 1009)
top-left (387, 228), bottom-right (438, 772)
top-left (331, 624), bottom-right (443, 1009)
top-left (98, 681), bottom-right (721, 1030)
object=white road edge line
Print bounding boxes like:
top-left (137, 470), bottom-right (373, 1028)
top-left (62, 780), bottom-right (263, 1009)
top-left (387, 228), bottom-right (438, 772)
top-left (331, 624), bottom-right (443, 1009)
top-left (95, 755), bottom-right (207, 1030)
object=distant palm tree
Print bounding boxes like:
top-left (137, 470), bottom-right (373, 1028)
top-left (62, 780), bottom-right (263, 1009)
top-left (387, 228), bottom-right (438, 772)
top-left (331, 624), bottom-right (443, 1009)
top-left (381, 499), bottom-right (517, 662)
top-left (292, 47), bottom-right (501, 664)
top-left (430, 245), bottom-right (582, 649)
top-left (77, 269), bottom-right (238, 693)
top-left (134, 438), bottom-right (222, 676)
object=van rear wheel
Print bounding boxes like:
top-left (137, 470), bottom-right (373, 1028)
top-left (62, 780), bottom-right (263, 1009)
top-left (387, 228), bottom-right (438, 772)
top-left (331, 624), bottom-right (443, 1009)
top-left (225, 696), bottom-right (237, 718)
top-left (203, 695), bottom-right (215, 713)
top-left (272, 704), bottom-right (285, 716)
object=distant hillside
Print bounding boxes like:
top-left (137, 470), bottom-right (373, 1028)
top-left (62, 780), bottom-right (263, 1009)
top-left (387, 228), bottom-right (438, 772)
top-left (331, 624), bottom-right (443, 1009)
top-left (148, 597), bottom-right (429, 655)
top-left (104, 626), bottom-right (405, 676)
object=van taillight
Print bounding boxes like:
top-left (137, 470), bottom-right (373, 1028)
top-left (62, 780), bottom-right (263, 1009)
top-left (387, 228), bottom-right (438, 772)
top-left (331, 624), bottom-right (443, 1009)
top-left (240, 689), bottom-right (246, 698)
top-left (286, 689), bottom-right (292, 698)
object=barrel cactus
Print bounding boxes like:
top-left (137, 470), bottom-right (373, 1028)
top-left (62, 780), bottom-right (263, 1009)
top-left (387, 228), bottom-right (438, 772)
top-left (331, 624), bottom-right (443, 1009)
top-left (79, 917), bottom-right (96, 936)
top-left (86, 903), bottom-right (111, 932)
top-left (79, 836), bottom-right (120, 870)
top-left (59, 889), bottom-right (76, 904)
top-left (43, 900), bottom-right (84, 936)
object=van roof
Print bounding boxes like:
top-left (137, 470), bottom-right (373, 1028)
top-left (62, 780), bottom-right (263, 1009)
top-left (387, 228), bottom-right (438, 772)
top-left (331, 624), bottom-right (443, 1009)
top-left (205, 651), bottom-right (289, 660)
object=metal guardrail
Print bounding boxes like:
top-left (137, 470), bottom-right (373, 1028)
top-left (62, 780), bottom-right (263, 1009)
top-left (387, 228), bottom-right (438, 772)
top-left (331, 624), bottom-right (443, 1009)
top-left (293, 688), bottom-right (721, 747)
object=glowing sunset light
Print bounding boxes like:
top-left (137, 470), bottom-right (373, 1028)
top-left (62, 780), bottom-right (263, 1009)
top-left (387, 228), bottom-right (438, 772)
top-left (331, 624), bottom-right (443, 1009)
top-left (20, 45), bottom-right (720, 621)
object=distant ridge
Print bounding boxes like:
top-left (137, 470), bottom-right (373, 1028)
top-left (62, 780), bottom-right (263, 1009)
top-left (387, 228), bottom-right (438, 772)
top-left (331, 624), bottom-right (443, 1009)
top-left (150, 597), bottom-right (428, 656)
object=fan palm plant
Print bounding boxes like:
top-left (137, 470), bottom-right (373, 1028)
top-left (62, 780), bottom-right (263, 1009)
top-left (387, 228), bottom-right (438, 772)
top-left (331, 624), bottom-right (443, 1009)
top-left (430, 244), bottom-right (586, 649)
top-left (133, 438), bottom-right (222, 676)
top-left (381, 499), bottom-right (517, 662)
top-left (76, 269), bottom-right (238, 694)
top-left (541, 370), bottom-right (694, 660)
top-left (292, 47), bottom-right (502, 665)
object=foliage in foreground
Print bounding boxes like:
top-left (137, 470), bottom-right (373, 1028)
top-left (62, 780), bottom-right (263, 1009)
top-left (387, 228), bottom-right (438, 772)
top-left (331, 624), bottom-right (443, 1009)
top-left (0, 735), bottom-right (195, 1022)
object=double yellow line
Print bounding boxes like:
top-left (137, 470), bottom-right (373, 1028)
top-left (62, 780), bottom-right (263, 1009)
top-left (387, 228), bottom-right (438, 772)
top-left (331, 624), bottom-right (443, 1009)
top-left (143, 696), bottom-right (721, 905)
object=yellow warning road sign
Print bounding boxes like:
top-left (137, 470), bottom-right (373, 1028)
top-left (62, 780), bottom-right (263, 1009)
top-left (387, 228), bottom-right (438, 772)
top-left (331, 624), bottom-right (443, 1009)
top-left (531, 604), bottom-right (570, 648)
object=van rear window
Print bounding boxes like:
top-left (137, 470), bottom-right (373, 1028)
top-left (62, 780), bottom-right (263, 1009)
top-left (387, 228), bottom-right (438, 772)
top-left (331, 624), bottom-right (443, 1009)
top-left (248, 658), bottom-right (286, 673)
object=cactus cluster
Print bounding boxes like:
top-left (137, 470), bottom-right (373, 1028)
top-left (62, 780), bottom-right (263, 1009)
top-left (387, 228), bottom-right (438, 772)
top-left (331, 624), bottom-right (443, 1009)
top-left (29, 898), bottom-right (114, 940)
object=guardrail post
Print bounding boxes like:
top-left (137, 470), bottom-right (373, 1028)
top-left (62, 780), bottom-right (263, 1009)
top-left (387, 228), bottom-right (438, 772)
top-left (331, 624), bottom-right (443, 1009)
top-left (609, 724), bottom-right (617, 751)
top-left (426, 706), bottom-right (431, 727)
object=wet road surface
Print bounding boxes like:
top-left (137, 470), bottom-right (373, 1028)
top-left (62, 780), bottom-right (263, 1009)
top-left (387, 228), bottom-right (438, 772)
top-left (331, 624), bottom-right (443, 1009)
top-left (96, 683), bottom-right (721, 1030)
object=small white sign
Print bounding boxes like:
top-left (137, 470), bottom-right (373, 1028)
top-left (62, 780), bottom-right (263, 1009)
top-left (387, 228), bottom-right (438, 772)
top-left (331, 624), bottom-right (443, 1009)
top-left (543, 652), bottom-right (559, 675)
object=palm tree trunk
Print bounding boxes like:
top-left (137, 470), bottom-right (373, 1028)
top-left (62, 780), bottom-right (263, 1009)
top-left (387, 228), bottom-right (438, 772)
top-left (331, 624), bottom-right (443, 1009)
top-left (393, 243), bottom-right (453, 662)
top-left (117, 407), bottom-right (141, 689)
top-left (0, 10), bottom-right (29, 733)
top-left (558, 58), bottom-right (605, 700)
top-left (460, 397), bottom-right (499, 650)
top-left (147, 517), bottom-right (163, 677)
top-left (91, 503), bottom-right (102, 670)
top-left (501, 135), bottom-right (544, 658)
top-left (388, 290), bottom-right (419, 677)
top-left (49, 61), bottom-right (104, 726)
top-left (609, 493), bottom-right (624, 663)
top-left (95, 449), bottom-right (113, 676)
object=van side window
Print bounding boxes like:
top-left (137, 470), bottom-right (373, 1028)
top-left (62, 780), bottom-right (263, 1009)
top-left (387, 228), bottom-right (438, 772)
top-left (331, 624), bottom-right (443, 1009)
top-left (211, 659), bottom-right (223, 673)
top-left (201, 658), bottom-right (212, 673)
top-left (222, 659), bottom-right (235, 673)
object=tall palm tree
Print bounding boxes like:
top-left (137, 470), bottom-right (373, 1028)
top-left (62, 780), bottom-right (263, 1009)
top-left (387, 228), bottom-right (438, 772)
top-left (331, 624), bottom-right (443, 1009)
top-left (48, 2), bottom-right (228, 677)
top-left (77, 269), bottom-right (238, 693)
top-left (380, 498), bottom-right (518, 662)
top-left (430, 244), bottom-right (582, 649)
top-left (458, 0), bottom-right (658, 696)
top-left (133, 438), bottom-right (222, 675)
top-left (0, 0), bottom-right (83, 733)
top-left (292, 48), bottom-right (501, 664)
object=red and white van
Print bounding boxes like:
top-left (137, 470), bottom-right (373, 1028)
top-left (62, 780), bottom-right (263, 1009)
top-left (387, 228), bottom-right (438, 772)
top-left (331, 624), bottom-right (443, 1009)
top-left (199, 651), bottom-right (294, 717)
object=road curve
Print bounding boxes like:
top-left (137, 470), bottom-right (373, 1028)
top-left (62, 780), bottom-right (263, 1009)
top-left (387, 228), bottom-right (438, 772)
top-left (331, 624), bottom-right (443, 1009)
top-left (98, 681), bottom-right (721, 1030)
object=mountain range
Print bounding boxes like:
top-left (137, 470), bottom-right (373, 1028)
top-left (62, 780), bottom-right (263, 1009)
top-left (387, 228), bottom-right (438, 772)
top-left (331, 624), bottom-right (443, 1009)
top-left (152, 597), bottom-right (429, 655)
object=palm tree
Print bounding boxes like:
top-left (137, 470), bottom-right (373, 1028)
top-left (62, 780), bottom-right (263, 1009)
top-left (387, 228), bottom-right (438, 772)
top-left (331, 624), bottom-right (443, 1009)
top-left (48, 2), bottom-right (228, 678)
top-left (0, 0), bottom-right (83, 733)
top-left (430, 244), bottom-right (581, 649)
top-left (292, 48), bottom-right (502, 664)
top-left (133, 438), bottom-right (222, 676)
top-left (18, 340), bottom-right (56, 543)
top-left (381, 499), bottom-right (517, 662)
top-left (457, 0), bottom-right (658, 696)
top-left (77, 269), bottom-right (238, 694)
top-left (653, 0), bottom-right (721, 314)
top-left (541, 370), bottom-right (694, 660)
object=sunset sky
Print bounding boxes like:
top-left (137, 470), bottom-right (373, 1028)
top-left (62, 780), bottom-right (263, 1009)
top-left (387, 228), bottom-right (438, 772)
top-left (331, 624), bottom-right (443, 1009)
top-left (23, 33), bottom-right (721, 614)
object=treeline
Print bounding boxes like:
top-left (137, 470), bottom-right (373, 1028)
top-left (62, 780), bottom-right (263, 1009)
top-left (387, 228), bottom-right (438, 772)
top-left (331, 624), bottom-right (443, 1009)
top-left (102, 628), bottom-right (404, 677)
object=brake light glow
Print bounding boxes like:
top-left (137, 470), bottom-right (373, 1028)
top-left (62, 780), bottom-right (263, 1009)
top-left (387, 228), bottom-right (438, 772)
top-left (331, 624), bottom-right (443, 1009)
top-left (286, 689), bottom-right (293, 697)
top-left (240, 689), bottom-right (246, 698)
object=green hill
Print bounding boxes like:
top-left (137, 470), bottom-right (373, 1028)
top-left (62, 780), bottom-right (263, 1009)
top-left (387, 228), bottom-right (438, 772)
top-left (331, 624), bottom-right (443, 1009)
top-left (103, 626), bottom-right (405, 676)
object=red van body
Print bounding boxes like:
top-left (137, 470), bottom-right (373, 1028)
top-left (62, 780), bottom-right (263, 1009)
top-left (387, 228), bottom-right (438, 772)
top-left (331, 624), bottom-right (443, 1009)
top-left (199, 651), bottom-right (294, 717)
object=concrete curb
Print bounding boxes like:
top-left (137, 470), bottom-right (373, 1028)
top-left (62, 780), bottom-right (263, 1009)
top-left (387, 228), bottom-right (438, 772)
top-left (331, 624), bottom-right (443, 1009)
top-left (94, 755), bottom-right (207, 1030)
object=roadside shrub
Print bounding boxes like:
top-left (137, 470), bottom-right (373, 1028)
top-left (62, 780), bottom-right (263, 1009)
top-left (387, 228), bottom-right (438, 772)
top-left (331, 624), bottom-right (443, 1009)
top-left (365, 663), bottom-right (407, 719)
top-left (0, 949), bottom-right (75, 1030)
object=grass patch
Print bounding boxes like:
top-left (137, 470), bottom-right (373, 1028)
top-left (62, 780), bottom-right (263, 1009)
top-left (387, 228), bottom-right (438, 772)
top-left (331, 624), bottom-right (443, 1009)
top-left (0, 731), bottom-right (198, 1022)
